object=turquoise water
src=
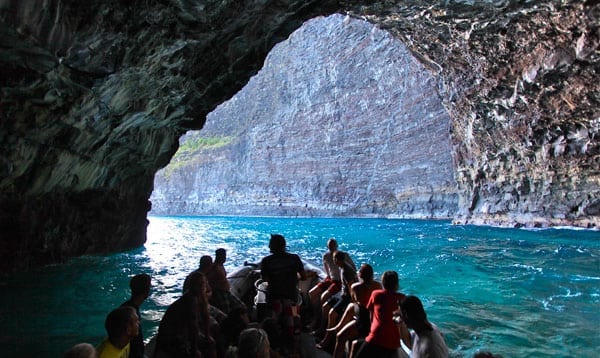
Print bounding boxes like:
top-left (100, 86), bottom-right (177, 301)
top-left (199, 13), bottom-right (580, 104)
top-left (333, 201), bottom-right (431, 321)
top-left (0, 216), bottom-right (598, 357)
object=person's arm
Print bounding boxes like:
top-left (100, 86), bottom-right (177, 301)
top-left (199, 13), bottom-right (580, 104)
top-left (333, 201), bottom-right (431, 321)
top-left (260, 258), bottom-right (269, 281)
top-left (297, 255), bottom-right (307, 280)
top-left (398, 320), bottom-right (412, 350)
top-left (346, 253), bottom-right (356, 272)
top-left (323, 253), bottom-right (331, 279)
top-left (350, 282), bottom-right (360, 303)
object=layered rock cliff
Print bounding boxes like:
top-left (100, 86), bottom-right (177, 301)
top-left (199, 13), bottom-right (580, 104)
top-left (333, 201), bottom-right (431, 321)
top-left (151, 14), bottom-right (458, 218)
top-left (1, 0), bottom-right (598, 271)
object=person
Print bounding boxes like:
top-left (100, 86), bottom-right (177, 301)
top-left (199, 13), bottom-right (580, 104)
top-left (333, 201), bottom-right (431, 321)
top-left (260, 233), bottom-right (307, 354)
top-left (120, 273), bottom-right (151, 358)
top-left (239, 328), bottom-right (271, 358)
top-left (155, 271), bottom-right (217, 358)
top-left (219, 306), bottom-right (250, 351)
top-left (96, 306), bottom-right (140, 358)
top-left (309, 238), bottom-right (355, 328)
top-left (331, 263), bottom-right (382, 358)
top-left (183, 255), bottom-right (213, 293)
top-left (260, 317), bottom-right (284, 357)
top-left (199, 255), bottom-right (214, 274)
top-left (207, 248), bottom-right (245, 314)
top-left (316, 251), bottom-right (358, 351)
top-left (400, 295), bottom-right (448, 358)
top-left (354, 271), bottom-right (407, 358)
top-left (64, 343), bottom-right (98, 358)
top-left (473, 352), bottom-right (502, 358)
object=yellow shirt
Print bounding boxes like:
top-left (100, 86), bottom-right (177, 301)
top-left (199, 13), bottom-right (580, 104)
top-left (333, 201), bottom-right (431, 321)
top-left (97, 338), bottom-right (130, 358)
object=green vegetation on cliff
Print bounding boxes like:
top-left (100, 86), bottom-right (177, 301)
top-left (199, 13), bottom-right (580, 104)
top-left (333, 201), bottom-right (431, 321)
top-left (164, 135), bottom-right (233, 176)
top-left (176, 136), bottom-right (232, 157)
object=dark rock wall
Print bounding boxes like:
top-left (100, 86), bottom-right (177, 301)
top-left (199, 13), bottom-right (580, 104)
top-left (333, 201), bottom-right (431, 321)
top-left (1, 0), bottom-right (598, 271)
top-left (151, 14), bottom-right (458, 219)
top-left (361, 0), bottom-right (600, 228)
top-left (0, 0), bottom-right (341, 271)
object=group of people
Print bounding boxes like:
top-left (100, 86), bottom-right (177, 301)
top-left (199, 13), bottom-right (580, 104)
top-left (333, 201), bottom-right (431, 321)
top-left (306, 238), bottom-right (449, 358)
top-left (65, 273), bottom-right (152, 358)
top-left (65, 234), bottom-right (453, 358)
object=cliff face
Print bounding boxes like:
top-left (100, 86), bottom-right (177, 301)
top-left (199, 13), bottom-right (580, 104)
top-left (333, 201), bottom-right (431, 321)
top-left (151, 15), bottom-right (458, 218)
top-left (1, 0), bottom-right (598, 271)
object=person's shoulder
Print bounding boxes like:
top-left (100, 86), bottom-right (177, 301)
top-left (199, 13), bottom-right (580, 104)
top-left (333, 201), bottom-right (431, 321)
top-left (120, 299), bottom-right (134, 308)
top-left (372, 281), bottom-right (383, 289)
top-left (372, 288), bottom-right (387, 297)
top-left (97, 338), bottom-right (122, 357)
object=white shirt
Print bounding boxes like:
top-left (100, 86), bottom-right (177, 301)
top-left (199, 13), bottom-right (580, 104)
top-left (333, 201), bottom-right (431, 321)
top-left (410, 323), bottom-right (449, 358)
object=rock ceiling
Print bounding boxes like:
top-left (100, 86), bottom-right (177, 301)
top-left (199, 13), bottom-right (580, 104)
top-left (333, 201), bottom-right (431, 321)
top-left (0, 0), bottom-right (598, 271)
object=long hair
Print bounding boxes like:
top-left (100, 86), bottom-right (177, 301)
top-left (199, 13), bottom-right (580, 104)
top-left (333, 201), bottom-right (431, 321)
top-left (381, 270), bottom-right (399, 290)
top-left (400, 295), bottom-right (433, 331)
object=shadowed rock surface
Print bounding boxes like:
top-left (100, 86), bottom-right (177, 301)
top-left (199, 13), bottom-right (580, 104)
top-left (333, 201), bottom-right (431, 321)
top-left (1, 0), bottom-right (598, 271)
top-left (151, 14), bottom-right (458, 219)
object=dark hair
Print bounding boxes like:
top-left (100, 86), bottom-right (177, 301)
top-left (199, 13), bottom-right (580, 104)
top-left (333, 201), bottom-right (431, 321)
top-left (215, 248), bottom-right (226, 257)
top-left (105, 306), bottom-right (135, 339)
top-left (381, 270), bottom-right (399, 290)
top-left (186, 271), bottom-right (207, 296)
top-left (63, 343), bottom-right (96, 358)
top-left (269, 234), bottom-right (286, 253)
top-left (199, 255), bottom-right (213, 270)
top-left (238, 328), bottom-right (269, 358)
top-left (327, 238), bottom-right (338, 250)
top-left (358, 264), bottom-right (374, 282)
top-left (333, 251), bottom-right (346, 262)
top-left (130, 273), bottom-right (151, 296)
top-left (400, 295), bottom-right (428, 324)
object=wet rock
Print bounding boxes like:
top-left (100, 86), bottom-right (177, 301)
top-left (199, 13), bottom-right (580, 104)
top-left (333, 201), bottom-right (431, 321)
top-left (0, 0), bottom-right (598, 271)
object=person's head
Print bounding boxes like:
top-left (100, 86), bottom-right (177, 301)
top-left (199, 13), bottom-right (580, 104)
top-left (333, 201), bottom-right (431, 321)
top-left (333, 251), bottom-right (346, 267)
top-left (64, 343), bottom-right (97, 358)
top-left (327, 238), bottom-right (338, 252)
top-left (474, 352), bottom-right (503, 358)
top-left (186, 271), bottom-right (209, 297)
top-left (400, 295), bottom-right (429, 331)
top-left (215, 248), bottom-right (227, 263)
top-left (104, 306), bottom-right (139, 345)
top-left (381, 270), bottom-right (399, 290)
top-left (130, 273), bottom-right (151, 298)
top-left (237, 328), bottom-right (270, 358)
top-left (358, 263), bottom-right (374, 282)
top-left (199, 255), bottom-right (213, 271)
top-left (269, 234), bottom-right (286, 253)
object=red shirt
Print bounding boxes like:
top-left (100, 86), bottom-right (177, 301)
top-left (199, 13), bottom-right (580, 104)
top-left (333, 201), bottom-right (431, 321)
top-left (365, 289), bottom-right (405, 350)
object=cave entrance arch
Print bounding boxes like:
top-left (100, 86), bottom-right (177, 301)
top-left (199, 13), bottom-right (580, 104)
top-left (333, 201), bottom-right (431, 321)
top-left (150, 14), bottom-right (458, 220)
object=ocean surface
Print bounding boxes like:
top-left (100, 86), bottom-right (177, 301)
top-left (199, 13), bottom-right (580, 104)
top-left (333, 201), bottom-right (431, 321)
top-left (0, 216), bottom-right (598, 357)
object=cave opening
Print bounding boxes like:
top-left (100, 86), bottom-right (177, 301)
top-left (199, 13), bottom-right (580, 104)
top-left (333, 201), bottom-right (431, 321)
top-left (150, 14), bottom-right (458, 220)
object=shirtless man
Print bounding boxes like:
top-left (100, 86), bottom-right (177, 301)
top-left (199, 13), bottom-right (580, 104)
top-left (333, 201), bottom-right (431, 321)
top-left (309, 238), bottom-right (355, 329)
top-left (207, 248), bottom-right (244, 314)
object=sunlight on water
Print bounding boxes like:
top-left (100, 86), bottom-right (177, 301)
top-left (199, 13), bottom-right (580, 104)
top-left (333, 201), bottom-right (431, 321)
top-left (0, 216), bottom-right (598, 357)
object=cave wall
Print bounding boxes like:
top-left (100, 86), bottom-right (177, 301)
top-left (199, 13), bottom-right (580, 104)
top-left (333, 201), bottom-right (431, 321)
top-left (365, 0), bottom-right (600, 228)
top-left (1, 0), bottom-right (598, 271)
top-left (0, 0), bottom-right (342, 272)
